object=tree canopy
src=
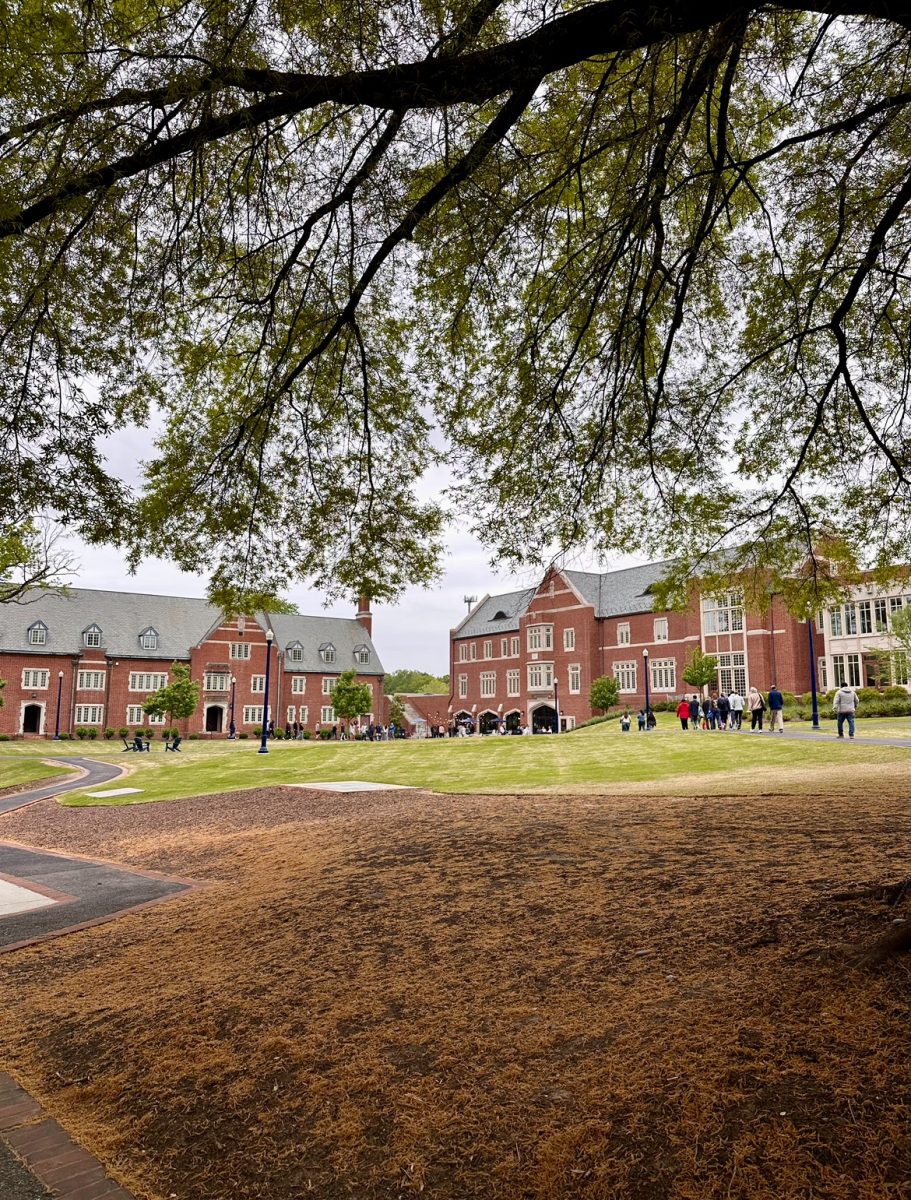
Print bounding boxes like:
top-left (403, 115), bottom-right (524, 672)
top-left (142, 663), bottom-right (201, 723)
top-left (3, 0), bottom-right (911, 609)
top-left (384, 669), bottom-right (449, 695)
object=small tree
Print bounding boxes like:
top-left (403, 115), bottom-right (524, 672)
top-left (331, 668), bottom-right (374, 722)
top-left (589, 675), bottom-right (619, 713)
top-left (682, 648), bottom-right (719, 695)
top-left (865, 605), bottom-right (911, 690)
top-left (143, 663), bottom-right (201, 727)
top-left (388, 694), bottom-right (407, 728)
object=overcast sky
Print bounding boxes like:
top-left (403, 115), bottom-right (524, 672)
top-left (61, 419), bottom-right (643, 676)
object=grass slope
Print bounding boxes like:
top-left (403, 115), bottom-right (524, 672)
top-left (0, 757), bottom-right (79, 791)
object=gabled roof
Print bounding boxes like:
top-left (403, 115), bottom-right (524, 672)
top-left (0, 587), bottom-right (220, 660)
top-left (454, 588), bottom-right (537, 639)
top-left (564, 561), bottom-right (673, 618)
top-left (265, 613), bottom-right (384, 675)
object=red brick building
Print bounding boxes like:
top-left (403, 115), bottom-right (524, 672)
top-left (0, 589), bottom-right (384, 738)
top-left (449, 563), bottom-right (822, 731)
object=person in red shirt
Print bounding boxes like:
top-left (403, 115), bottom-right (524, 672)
top-left (676, 698), bottom-right (690, 730)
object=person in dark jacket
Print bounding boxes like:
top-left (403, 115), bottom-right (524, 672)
top-left (716, 692), bottom-right (731, 729)
top-left (688, 695), bottom-right (700, 730)
top-left (767, 684), bottom-right (785, 733)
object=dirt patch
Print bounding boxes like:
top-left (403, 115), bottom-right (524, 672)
top-left (0, 787), bottom-right (909, 1200)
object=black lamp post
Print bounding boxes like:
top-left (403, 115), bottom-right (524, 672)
top-left (643, 648), bottom-right (651, 728)
top-left (258, 630), bottom-right (274, 754)
top-left (229, 675), bottom-right (237, 739)
top-left (553, 675), bottom-right (559, 734)
top-left (53, 669), bottom-right (64, 740)
top-left (807, 617), bottom-right (821, 730)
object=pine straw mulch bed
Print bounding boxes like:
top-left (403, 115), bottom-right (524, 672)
top-left (0, 786), bottom-right (910, 1200)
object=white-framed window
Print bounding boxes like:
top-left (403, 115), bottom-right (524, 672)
top-left (568, 664), bottom-right (581, 693)
top-left (480, 671), bottom-right (496, 698)
top-left (322, 677), bottom-right (337, 695)
top-left (858, 600), bottom-right (873, 635)
top-left (817, 657), bottom-right (828, 691)
top-left (469, 642), bottom-right (477, 660)
top-left (893, 653), bottom-right (910, 687)
top-left (140, 627), bottom-right (159, 650)
top-left (815, 612), bottom-right (824, 634)
top-left (500, 638), bottom-right (508, 656)
top-left (527, 662), bottom-right (554, 689)
top-left (320, 643), bottom-right (336, 664)
top-left (650, 657), bottom-right (676, 691)
top-left (321, 705), bottom-right (335, 723)
top-left (231, 642), bottom-right (251, 660)
top-left (298, 705), bottom-right (309, 725)
top-left (291, 676), bottom-right (306, 694)
top-left (844, 604), bottom-right (857, 635)
top-left (510, 636), bottom-right (520, 656)
top-left (831, 653), bottom-right (861, 687)
top-left (891, 596), bottom-right (905, 618)
top-left (483, 640), bottom-right (492, 659)
top-left (458, 673), bottom-right (468, 698)
top-left (527, 625), bottom-right (553, 651)
top-left (459, 643), bottom-right (469, 662)
top-left (82, 624), bottom-right (103, 647)
top-left (250, 675), bottom-right (265, 693)
top-left (242, 705), bottom-right (264, 724)
top-left (204, 672), bottom-right (230, 691)
top-left (126, 706), bottom-right (164, 725)
top-left (77, 670), bottom-right (105, 690)
top-left (653, 617), bottom-right (669, 642)
top-left (617, 623), bottom-right (631, 645)
top-left (130, 672), bottom-right (168, 691)
top-left (717, 651), bottom-right (746, 696)
top-left (875, 598), bottom-right (889, 632)
top-left (74, 704), bottom-right (104, 725)
top-left (829, 606), bottom-right (843, 637)
top-left (286, 705), bottom-right (296, 723)
top-left (506, 669), bottom-right (520, 696)
top-left (286, 642), bottom-right (304, 664)
top-left (354, 645), bottom-right (370, 665)
top-left (701, 593), bottom-right (744, 634)
top-left (22, 669), bottom-right (49, 689)
top-left (614, 661), bottom-right (637, 693)
top-left (27, 621), bottom-right (47, 646)
top-left (564, 628), bottom-right (576, 651)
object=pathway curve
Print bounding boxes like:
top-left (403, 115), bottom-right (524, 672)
top-left (0, 756), bottom-right (125, 816)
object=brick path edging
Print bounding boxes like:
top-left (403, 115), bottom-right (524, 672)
top-left (0, 1073), bottom-right (134, 1199)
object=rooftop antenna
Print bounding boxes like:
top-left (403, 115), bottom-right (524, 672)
top-left (463, 594), bottom-right (477, 613)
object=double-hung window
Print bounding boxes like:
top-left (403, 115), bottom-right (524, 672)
top-left (649, 658), bottom-right (676, 691)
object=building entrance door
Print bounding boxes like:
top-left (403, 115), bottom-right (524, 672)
top-left (22, 704), bottom-right (42, 734)
top-left (532, 704), bottom-right (557, 733)
top-left (205, 705), bottom-right (224, 733)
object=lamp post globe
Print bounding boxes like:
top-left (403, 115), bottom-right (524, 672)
top-left (53, 669), bottom-right (64, 740)
top-left (258, 631), bottom-right (274, 754)
top-left (642, 648), bottom-right (651, 729)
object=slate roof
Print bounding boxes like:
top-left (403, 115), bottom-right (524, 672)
top-left (454, 588), bottom-right (537, 639)
top-left (455, 560), bottom-right (674, 636)
top-left (266, 613), bottom-right (384, 676)
top-left (0, 587), bottom-right (220, 660)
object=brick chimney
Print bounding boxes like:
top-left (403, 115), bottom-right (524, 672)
top-left (356, 595), bottom-right (372, 638)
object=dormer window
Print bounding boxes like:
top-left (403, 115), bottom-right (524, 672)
top-left (83, 624), bottom-right (103, 648)
top-left (319, 642), bottom-right (336, 664)
top-left (287, 641), bottom-right (304, 664)
top-left (354, 644), bottom-right (370, 665)
top-left (139, 627), bottom-right (159, 650)
top-left (492, 610), bottom-right (508, 621)
top-left (28, 621), bottom-right (47, 646)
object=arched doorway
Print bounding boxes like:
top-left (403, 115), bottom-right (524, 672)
top-left (205, 705), bottom-right (224, 733)
top-left (504, 709), bottom-right (522, 733)
top-left (478, 710), bottom-right (499, 735)
top-left (22, 704), bottom-right (42, 734)
top-left (532, 704), bottom-right (557, 733)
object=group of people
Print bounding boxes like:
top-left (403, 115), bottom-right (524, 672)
top-left (672, 687), bottom-right (786, 732)
top-left (277, 720), bottom-right (400, 741)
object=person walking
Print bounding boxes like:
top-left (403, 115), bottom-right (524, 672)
top-left (676, 697), bottom-right (690, 730)
top-left (833, 683), bottom-right (859, 739)
top-left (767, 684), bottom-right (785, 733)
top-left (716, 691), bottom-right (731, 729)
top-left (688, 694), bottom-right (700, 730)
top-left (728, 689), bottom-right (744, 729)
top-left (747, 686), bottom-right (766, 731)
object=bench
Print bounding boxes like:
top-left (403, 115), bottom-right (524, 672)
top-left (165, 736), bottom-right (182, 752)
top-left (122, 736), bottom-right (151, 752)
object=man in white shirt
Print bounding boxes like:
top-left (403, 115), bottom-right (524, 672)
top-left (728, 691), bottom-right (744, 730)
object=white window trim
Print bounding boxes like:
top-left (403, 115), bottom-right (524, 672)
top-left (21, 669), bottom-right (50, 689)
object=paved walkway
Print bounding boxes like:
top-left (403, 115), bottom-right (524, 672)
top-left (729, 728), bottom-right (911, 748)
top-left (0, 757), bottom-right (125, 816)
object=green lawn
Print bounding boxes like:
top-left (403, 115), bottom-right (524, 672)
top-left (0, 757), bottom-right (80, 790)
top-left (0, 721), bottom-right (902, 805)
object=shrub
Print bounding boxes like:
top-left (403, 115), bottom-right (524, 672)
top-left (75, 727), bottom-right (89, 739)
top-left (883, 686), bottom-right (909, 699)
top-left (253, 726), bottom-right (262, 736)
top-left (273, 729), bottom-right (285, 740)
top-left (857, 687), bottom-right (881, 702)
top-left (118, 726), bottom-right (129, 738)
top-left (238, 732), bottom-right (249, 739)
top-left (780, 691), bottom-right (797, 705)
top-left (0, 733), bottom-right (9, 741)
top-left (320, 730), bottom-right (333, 739)
top-left (87, 727), bottom-right (98, 739)
top-left (189, 733), bottom-right (200, 739)
top-left (103, 727), bottom-right (115, 739)
top-left (302, 730), bottom-right (312, 739)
